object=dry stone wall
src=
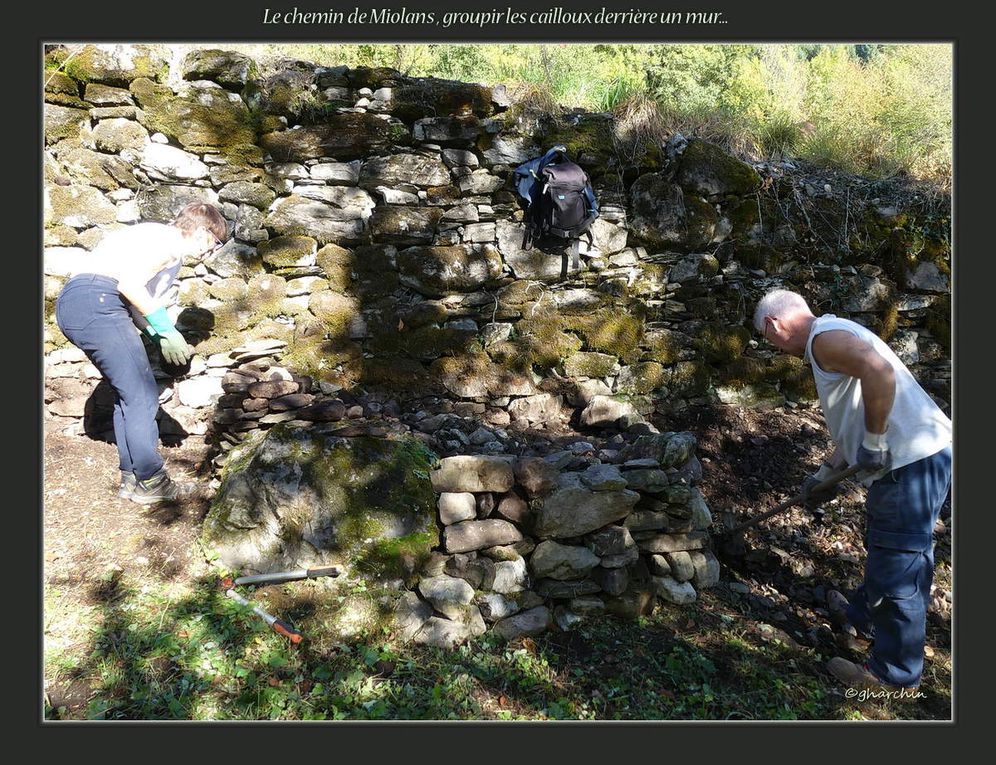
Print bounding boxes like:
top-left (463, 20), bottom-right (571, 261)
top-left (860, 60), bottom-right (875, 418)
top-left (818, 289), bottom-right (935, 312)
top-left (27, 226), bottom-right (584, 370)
top-left (42, 45), bottom-right (951, 646)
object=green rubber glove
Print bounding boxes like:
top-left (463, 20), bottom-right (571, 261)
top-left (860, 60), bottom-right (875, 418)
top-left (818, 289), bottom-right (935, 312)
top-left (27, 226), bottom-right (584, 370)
top-left (158, 330), bottom-right (191, 367)
top-left (143, 306), bottom-right (175, 337)
top-left (142, 308), bottom-right (190, 366)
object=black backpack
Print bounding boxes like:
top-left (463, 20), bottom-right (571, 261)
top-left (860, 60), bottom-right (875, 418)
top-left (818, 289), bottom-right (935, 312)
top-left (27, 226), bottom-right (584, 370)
top-left (514, 146), bottom-right (600, 270)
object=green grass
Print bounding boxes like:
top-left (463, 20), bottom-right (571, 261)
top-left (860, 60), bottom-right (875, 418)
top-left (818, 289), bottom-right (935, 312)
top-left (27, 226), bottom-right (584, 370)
top-left (231, 42), bottom-right (949, 184)
top-left (43, 568), bottom-right (947, 720)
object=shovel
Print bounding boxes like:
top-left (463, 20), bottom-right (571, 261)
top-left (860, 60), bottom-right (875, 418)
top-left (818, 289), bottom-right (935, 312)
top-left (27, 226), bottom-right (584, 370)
top-left (723, 464), bottom-right (864, 538)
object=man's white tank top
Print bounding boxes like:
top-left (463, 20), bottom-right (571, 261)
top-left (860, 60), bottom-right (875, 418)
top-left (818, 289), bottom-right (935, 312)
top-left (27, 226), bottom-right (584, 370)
top-left (804, 314), bottom-right (951, 484)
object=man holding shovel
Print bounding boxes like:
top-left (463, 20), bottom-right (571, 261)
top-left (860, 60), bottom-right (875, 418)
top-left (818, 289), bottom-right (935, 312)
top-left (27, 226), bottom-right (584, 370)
top-left (752, 289), bottom-right (951, 691)
top-left (55, 203), bottom-right (229, 505)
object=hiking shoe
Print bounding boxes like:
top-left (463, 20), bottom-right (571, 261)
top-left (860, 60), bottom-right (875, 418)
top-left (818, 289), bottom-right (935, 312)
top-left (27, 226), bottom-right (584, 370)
top-left (118, 471), bottom-right (137, 499)
top-left (826, 657), bottom-right (915, 691)
top-left (129, 469), bottom-right (198, 505)
top-left (827, 590), bottom-right (850, 623)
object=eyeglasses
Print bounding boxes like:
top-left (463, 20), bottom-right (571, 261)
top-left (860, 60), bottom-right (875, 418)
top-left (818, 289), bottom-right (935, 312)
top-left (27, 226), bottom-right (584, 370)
top-left (209, 233), bottom-right (225, 254)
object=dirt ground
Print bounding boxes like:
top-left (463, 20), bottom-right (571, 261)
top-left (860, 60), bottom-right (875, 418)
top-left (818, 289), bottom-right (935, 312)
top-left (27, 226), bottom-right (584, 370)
top-left (42, 401), bottom-right (953, 719)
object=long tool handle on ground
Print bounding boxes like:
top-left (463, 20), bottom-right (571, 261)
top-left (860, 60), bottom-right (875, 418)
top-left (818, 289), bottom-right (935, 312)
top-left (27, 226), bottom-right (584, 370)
top-left (726, 464), bottom-right (864, 537)
top-left (225, 588), bottom-right (303, 643)
top-left (233, 566), bottom-right (340, 587)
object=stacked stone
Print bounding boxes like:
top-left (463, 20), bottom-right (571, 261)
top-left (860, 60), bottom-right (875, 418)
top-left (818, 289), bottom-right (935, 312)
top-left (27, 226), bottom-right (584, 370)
top-left (397, 431), bottom-right (719, 647)
top-left (44, 44), bottom-right (950, 427)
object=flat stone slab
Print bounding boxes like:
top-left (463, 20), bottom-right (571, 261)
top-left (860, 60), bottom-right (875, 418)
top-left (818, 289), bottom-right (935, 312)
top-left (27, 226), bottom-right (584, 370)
top-left (431, 456), bottom-right (515, 493)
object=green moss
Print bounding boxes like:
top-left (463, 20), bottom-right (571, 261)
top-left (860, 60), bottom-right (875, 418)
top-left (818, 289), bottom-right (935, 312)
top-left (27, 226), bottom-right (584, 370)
top-left (511, 314), bottom-right (584, 371)
top-left (773, 356), bottom-right (818, 401)
top-left (677, 139), bottom-right (762, 196)
top-left (644, 329), bottom-right (681, 365)
top-left (723, 355), bottom-right (816, 400)
top-left (878, 301), bottom-right (900, 342)
top-left (316, 244), bottom-right (354, 292)
top-left (130, 76), bottom-right (258, 165)
top-left (729, 196), bottom-right (783, 241)
top-left (665, 361), bottom-right (710, 397)
top-left (353, 531), bottom-right (440, 584)
top-left (541, 114), bottom-right (615, 167)
top-left (564, 351), bottom-right (618, 378)
top-left (618, 362), bottom-right (666, 395)
top-left (564, 309), bottom-right (644, 361)
top-left (925, 294), bottom-right (951, 356)
top-left (718, 357), bottom-right (767, 389)
top-left (361, 356), bottom-right (433, 391)
top-left (259, 236), bottom-right (317, 269)
top-left (309, 291), bottom-right (359, 341)
top-left (696, 324), bottom-right (750, 364)
top-left (375, 326), bottom-right (475, 361)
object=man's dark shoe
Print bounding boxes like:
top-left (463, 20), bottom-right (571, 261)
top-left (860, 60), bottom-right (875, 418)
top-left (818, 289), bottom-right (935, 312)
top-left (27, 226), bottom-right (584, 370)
top-left (129, 469), bottom-right (198, 505)
top-left (118, 471), bottom-right (137, 499)
top-left (826, 657), bottom-right (917, 692)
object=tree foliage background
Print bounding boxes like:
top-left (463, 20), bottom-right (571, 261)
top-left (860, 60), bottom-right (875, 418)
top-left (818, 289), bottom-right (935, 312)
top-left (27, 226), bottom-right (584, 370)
top-left (227, 43), bottom-right (952, 184)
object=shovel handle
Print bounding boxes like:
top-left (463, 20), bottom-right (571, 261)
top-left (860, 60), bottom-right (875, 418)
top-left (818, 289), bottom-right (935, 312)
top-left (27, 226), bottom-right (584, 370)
top-left (726, 464), bottom-right (864, 537)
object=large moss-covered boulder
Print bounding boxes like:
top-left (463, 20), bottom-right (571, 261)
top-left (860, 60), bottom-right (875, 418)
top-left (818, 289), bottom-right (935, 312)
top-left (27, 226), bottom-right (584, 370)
top-left (390, 76), bottom-right (494, 124)
top-left (676, 139), bottom-right (761, 197)
top-left (397, 244), bottom-right (502, 296)
top-left (44, 104), bottom-right (89, 144)
top-left (130, 78), bottom-right (259, 163)
top-left (203, 426), bottom-right (439, 579)
top-left (629, 173), bottom-right (718, 250)
top-left (50, 145), bottom-right (139, 191)
top-left (368, 207), bottom-right (442, 246)
top-left (63, 44), bottom-right (170, 87)
top-left (359, 153), bottom-right (451, 189)
top-left (182, 49), bottom-right (255, 88)
top-left (260, 113), bottom-right (394, 161)
top-left (135, 185), bottom-right (218, 223)
top-left (44, 185), bottom-right (117, 229)
top-left (264, 195), bottom-right (368, 244)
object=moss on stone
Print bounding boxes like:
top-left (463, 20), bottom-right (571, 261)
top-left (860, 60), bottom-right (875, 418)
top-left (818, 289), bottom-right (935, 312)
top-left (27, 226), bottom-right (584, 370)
top-left (259, 235), bottom-right (317, 269)
top-left (618, 362), bottom-right (666, 395)
top-left (769, 355), bottom-right (818, 400)
top-left (719, 357), bottom-right (767, 389)
top-left (361, 356), bottom-right (433, 391)
top-left (353, 530), bottom-right (440, 584)
top-left (676, 138), bottom-right (762, 197)
top-left (309, 291), bottom-right (359, 341)
top-left (315, 244), bottom-right (354, 292)
top-left (540, 114), bottom-right (615, 168)
top-left (925, 294), bottom-right (951, 356)
top-left (563, 309), bottom-right (644, 361)
top-left (564, 351), bottom-right (618, 378)
top-left (130, 77), bottom-right (258, 165)
top-left (665, 361), bottom-right (710, 397)
top-left (63, 45), bottom-right (168, 86)
top-left (512, 314), bottom-right (584, 371)
top-left (878, 301), bottom-right (900, 342)
top-left (380, 325), bottom-right (475, 361)
top-left (696, 323), bottom-right (750, 364)
top-left (644, 329), bottom-right (681, 365)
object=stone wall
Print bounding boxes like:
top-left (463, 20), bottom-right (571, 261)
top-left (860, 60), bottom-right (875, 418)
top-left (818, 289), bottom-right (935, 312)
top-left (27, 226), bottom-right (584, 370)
top-left (44, 45), bottom-right (951, 450)
top-left (42, 44), bottom-right (951, 645)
